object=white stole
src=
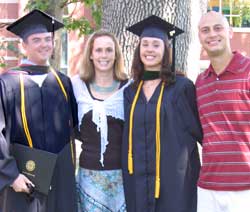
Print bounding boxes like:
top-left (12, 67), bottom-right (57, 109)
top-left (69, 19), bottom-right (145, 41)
top-left (71, 75), bottom-right (130, 166)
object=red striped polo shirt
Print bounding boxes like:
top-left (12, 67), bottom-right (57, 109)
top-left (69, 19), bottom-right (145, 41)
top-left (196, 52), bottom-right (250, 191)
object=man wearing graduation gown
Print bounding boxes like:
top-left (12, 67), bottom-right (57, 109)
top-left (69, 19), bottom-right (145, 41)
top-left (0, 9), bottom-right (78, 212)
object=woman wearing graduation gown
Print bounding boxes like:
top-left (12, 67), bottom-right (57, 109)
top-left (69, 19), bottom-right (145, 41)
top-left (71, 30), bottom-right (129, 212)
top-left (0, 10), bottom-right (78, 212)
top-left (122, 15), bottom-right (202, 212)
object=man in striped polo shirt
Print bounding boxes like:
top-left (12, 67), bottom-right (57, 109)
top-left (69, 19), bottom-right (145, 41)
top-left (196, 11), bottom-right (250, 212)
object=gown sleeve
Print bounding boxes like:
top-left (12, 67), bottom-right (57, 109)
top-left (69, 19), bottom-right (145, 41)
top-left (123, 86), bottom-right (131, 123)
top-left (176, 79), bottom-right (203, 144)
top-left (121, 85), bottom-right (133, 171)
top-left (67, 77), bottom-right (78, 129)
top-left (0, 79), bottom-right (19, 192)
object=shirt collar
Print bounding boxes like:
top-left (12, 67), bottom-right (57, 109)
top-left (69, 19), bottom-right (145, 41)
top-left (21, 58), bottom-right (50, 66)
top-left (21, 58), bottom-right (37, 65)
top-left (203, 51), bottom-right (245, 78)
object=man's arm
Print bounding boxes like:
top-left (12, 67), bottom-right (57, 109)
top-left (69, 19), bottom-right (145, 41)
top-left (0, 79), bottom-right (32, 193)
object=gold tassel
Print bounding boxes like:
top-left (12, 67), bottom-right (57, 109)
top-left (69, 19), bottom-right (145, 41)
top-left (128, 81), bottom-right (143, 174)
top-left (154, 82), bottom-right (165, 198)
top-left (155, 177), bottom-right (160, 198)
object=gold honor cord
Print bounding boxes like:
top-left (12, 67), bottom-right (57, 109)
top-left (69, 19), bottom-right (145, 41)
top-left (50, 68), bottom-right (68, 101)
top-left (49, 69), bottom-right (75, 165)
top-left (128, 80), bottom-right (143, 174)
top-left (20, 73), bottom-right (33, 148)
top-left (19, 70), bottom-right (75, 165)
top-left (155, 82), bottom-right (165, 198)
top-left (128, 80), bottom-right (165, 199)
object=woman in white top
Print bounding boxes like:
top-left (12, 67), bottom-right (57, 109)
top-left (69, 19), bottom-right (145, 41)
top-left (71, 30), bottom-right (130, 212)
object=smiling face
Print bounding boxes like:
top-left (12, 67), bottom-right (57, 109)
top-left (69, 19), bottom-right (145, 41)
top-left (22, 32), bottom-right (53, 65)
top-left (198, 11), bottom-right (233, 57)
top-left (90, 35), bottom-right (116, 74)
top-left (139, 37), bottom-right (165, 70)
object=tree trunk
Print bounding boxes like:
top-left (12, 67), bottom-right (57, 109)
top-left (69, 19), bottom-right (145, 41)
top-left (45, 0), bottom-right (64, 71)
top-left (101, 0), bottom-right (208, 80)
top-left (175, 0), bottom-right (208, 81)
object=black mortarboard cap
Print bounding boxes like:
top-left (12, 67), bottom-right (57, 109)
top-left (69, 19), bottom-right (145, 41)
top-left (7, 9), bottom-right (64, 41)
top-left (126, 15), bottom-right (184, 73)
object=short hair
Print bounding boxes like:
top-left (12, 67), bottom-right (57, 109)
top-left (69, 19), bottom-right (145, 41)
top-left (198, 11), bottom-right (230, 29)
top-left (79, 30), bottom-right (127, 82)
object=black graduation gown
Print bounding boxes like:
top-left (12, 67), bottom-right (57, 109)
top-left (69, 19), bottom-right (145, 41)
top-left (122, 76), bottom-right (202, 212)
top-left (0, 66), bottom-right (78, 212)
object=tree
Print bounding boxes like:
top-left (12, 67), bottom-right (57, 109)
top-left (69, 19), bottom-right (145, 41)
top-left (101, 0), bottom-right (208, 80)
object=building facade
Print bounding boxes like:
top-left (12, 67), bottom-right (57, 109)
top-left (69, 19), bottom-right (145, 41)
top-left (0, 0), bottom-right (91, 76)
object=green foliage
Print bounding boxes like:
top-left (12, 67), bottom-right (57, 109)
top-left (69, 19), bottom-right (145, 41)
top-left (231, 2), bottom-right (250, 27)
top-left (0, 40), bottom-right (21, 68)
top-left (0, 48), bottom-right (6, 68)
top-left (241, 4), bottom-right (250, 27)
top-left (0, 41), bottom-right (6, 67)
top-left (90, 0), bottom-right (102, 27)
top-left (25, 0), bottom-right (50, 11)
top-left (63, 17), bottom-right (94, 36)
top-left (83, 0), bottom-right (97, 5)
top-left (221, 0), bottom-right (250, 27)
top-left (7, 42), bottom-right (20, 55)
top-left (25, 0), bottom-right (102, 35)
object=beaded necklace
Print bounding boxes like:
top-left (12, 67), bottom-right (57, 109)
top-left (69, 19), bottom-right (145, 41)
top-left (90, 80), bottom-right (119, 93)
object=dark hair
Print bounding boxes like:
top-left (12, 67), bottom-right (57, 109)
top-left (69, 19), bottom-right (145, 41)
top-left (131, 39), bottom-right (175, 86)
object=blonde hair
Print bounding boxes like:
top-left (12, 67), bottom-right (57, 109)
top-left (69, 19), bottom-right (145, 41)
top-left (79, 30), bottom-right (127, 82)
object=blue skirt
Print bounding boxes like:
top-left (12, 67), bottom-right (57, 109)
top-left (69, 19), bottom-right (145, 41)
top-left (76, 167), bottom-right (126, 212)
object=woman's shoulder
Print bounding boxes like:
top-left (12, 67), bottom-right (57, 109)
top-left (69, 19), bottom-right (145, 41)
top-left (120, 79), bottom-right (132, 90)
top-left (71, 74), bottom-right (87, 87)
top-left (174, 75), bottom-right (194, 89)
top-left (70, 74), bottom-right (88, 96)
top-left (71, 74), bottom-right (81, 83)
top-left (166, 75), bottom-right (195, 101)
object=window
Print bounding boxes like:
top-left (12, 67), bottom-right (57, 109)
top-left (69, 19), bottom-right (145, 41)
top-left (60, 30), bottom-right (68, 74)
top-left (208, 0), bottom-right (250, 27)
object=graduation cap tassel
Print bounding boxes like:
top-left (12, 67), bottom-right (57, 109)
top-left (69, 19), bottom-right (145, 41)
top-left (51, 17), bottom-right (55, 60)
top-left (172, 36), bottom-right (176, 73)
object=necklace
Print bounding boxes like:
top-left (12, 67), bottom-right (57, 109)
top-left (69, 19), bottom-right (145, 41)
top-left (90, 80), bottom-right (119, 93)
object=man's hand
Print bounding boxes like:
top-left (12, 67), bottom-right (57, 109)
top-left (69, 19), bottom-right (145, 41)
top-left (11, 174), bottom-right (34, 193)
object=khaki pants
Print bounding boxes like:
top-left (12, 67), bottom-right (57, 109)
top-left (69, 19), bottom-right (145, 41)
top-left (197, 187), bottom-right (250, 212)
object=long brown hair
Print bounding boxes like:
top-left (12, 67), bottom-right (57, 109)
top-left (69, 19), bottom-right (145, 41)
top-left (79, 30), bottom-right (127, 82)
top-left (131, 39), bottom-right (175, 85)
